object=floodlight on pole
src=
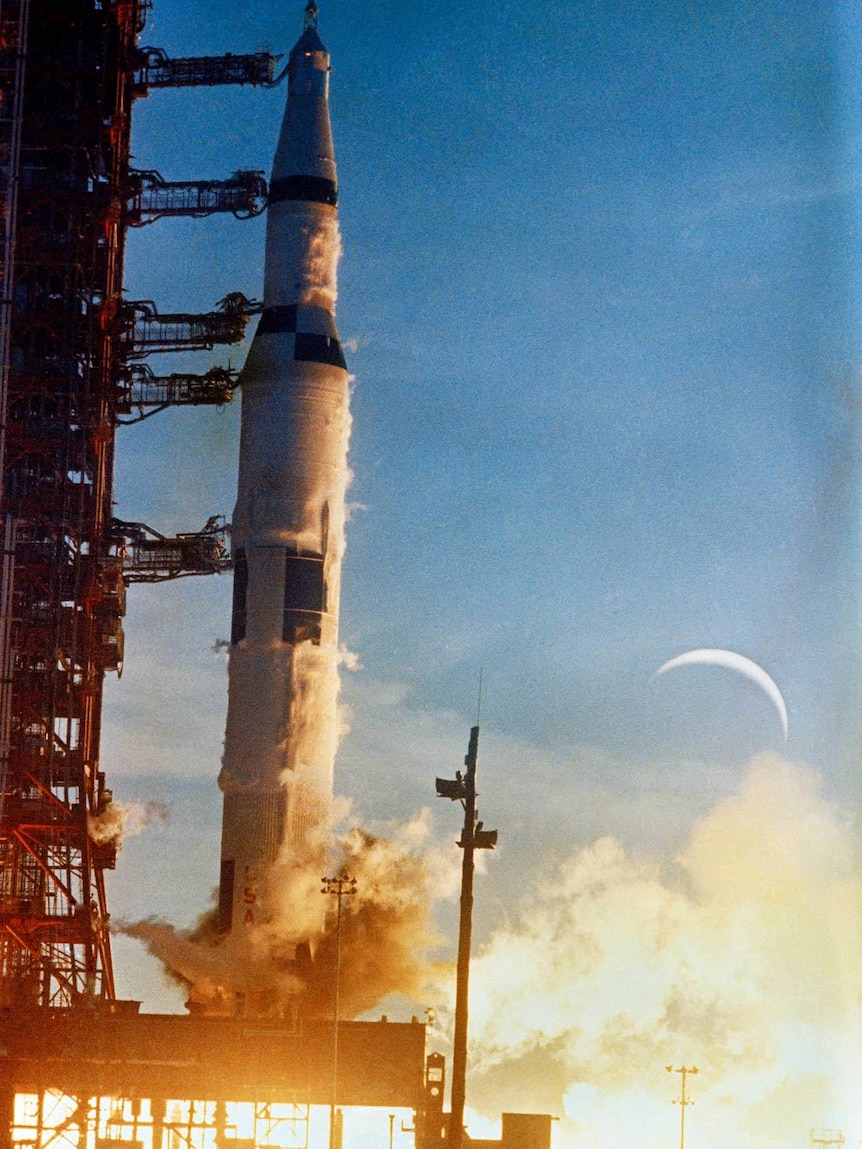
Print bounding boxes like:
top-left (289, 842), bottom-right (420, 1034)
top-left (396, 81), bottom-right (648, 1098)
top-left (666, 1065), bottom-right (698, 1149)
top-left (436, 725), bottom-right (497, 1149)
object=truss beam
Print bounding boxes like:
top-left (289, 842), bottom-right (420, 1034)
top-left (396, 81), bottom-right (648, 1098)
top-left (126, 169), bottom-right (267, 225)
top-left (133, 48), bottom-right (277, 91)
top-left (112, 517), bottom-right (231, 583)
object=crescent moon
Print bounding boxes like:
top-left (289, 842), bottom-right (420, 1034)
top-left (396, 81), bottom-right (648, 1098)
top-left (653, 648), bottom-right (788, 741)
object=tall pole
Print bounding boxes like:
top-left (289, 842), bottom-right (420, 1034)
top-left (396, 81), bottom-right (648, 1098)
top-left (666, 1064), bottom-right (698, 1149)
top-left (435, 726), bottom-right (496, 1149)
top-left (322, 875), bottom-right (357, 1149)
top-left (448, 726), bottom-right (478, 1149)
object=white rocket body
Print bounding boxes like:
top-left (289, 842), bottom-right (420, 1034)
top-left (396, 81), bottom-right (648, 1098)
top-left (218, 10), bottom-right (349, 938)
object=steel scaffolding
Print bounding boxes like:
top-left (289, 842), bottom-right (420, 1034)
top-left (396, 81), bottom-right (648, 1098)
top-left (126, 169), bottom-right (267, 225)
top-left (0, 0), bottom-right (147, 1009)
top-left (123, 293), bottom-right (257, 356)
top-left (133, 47), bottom-right (277, 90)
top-left (112, 517), bottom-right (231, 582)
top-left (0, 0), bottom-right (269, 1017)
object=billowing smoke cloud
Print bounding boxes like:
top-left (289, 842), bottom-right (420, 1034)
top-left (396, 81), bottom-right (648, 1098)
top-left (113, 729), bottom-right (862, 1148)
top-left (116, 806), bottom-right (458, 1020)
top-left (295, 822), bottom-right (446, 1019)
top-left (449, 753), bottom-right (862, 1148)
top-left (88, 799), bottom-right (167, 849)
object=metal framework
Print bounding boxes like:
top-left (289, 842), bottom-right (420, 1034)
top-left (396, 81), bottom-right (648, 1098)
top-left (132, 48), bottom-right (278, 90)
top-left (112, 516), bottom-right (231, 583)
top-left (126, 169), bottom-right (267, 225)
top-left (11, 1094), bottom-right (311, 1149)
top-left (5, 1085), bottom-right (309, 1149)
top-left (0, 0), bottom-right (146, 1009)
top-left (810, 1134), bottom-right (845, 1149)
top-left (0, 0), bottom-right (32, 918)
top-left (116, 364), bottom-right (236, 422)
top-left (123, 293), bottom-right (257, 356)
top-left (0, 1011), bottom-right (433, 1149)
top-left (0, 0), bottom-right (271, 1017)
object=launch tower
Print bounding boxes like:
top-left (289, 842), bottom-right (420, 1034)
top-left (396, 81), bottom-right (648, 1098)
top-left (0, 0), bottom-right (279, 1013)
top-left (0, 0), bottom-right (142, 1007)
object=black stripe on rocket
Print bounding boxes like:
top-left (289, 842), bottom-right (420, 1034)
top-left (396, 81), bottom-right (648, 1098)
top-left (231, 548), bottom-right (248, 644)
top-left (283, 548), bottom-right (326, 644)
top-left (230, 506), bottom-right (332, 648)
top-left (269, 174), bottom-right (338, 206)
top-left (229, 547), bottom-right (328, 647)
top-left (257, 306), bottom-right (347, 370)
top-left (282, 504), bottom-right (330, 645)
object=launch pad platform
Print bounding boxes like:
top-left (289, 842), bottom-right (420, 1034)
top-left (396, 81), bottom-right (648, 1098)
top-left (0, 1007), bottom-right (425, 1104)
top-left (0, 1008), bottom-right (430, 1148)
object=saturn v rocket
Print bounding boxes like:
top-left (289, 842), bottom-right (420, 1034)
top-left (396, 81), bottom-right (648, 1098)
top-left (217, 0), bottom-right (349, 943)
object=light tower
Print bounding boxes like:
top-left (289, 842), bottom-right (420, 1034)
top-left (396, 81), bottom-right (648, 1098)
top-left (666, 1064), bottom-right (698, 1149)
top-left (321, 875), bottom-right (358, 1149)
top-left (436, 726), bottom-right (498, 1149)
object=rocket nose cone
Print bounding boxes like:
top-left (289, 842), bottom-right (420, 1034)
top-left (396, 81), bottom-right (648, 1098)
top-left (287, 1), bottom-right (330, 102)
top-left (291, 1), bottom-right (327, 65)
top-left (271, 6), bottom-right (337, 200)
top-left (289, 26), bottom-right (328, 76)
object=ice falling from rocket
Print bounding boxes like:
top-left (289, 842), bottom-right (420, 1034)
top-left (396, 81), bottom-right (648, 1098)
top-left (217, 0), bottom-right (350, 953)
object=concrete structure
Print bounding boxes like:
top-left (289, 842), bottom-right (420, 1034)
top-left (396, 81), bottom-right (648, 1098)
top-left (0, 1008), bottom-right (431, 1149)
top-left (469, 1113), bottom-right (555, 1149)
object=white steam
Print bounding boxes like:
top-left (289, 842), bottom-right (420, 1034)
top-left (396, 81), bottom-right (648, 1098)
top-left (118, 804), bottom-right (457, 1021)
top-left (88, 799), bottom-right (167, 848)
top-left (446, 753), bottom-right (861, 1149)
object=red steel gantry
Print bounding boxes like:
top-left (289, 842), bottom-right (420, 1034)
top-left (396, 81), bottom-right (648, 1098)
top-left (0, 0), bottom-right (145, 1008)
top-left (0, 0), bottom-right (275, 1010)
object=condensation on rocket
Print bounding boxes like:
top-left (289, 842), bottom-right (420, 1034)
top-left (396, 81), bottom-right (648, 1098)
top-left (217, 0), bottom-right (350, 953)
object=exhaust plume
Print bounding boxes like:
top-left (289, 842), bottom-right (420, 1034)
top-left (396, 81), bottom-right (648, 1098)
top-left (117, 807), bottom-right (454, 1019)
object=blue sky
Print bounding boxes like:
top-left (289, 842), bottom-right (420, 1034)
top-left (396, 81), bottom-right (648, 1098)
top-left (103, 2), bottom-right (862, 1145)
